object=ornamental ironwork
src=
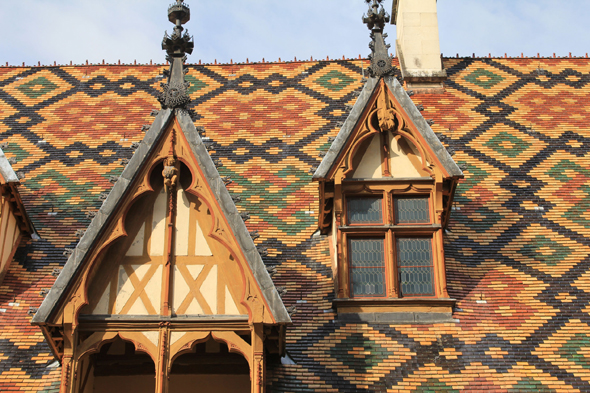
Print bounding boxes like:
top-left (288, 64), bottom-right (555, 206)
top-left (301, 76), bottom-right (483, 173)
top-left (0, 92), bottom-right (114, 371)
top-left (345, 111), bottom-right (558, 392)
top-left (363, 0), bottom-right (395, 78)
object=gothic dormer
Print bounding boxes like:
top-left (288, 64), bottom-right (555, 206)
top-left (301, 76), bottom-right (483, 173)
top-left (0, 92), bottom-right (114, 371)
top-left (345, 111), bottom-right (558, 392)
top-left (314, 1), bottom-right (462, 322)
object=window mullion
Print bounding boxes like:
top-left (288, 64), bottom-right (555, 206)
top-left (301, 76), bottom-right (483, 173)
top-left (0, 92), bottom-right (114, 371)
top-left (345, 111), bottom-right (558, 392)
top-left (388, 229), bottom-right (399, 298)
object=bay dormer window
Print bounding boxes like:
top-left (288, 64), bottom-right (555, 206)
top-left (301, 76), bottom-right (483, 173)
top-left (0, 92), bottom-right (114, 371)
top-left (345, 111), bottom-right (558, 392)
top-left (313, 77), bottom-right (462, 322)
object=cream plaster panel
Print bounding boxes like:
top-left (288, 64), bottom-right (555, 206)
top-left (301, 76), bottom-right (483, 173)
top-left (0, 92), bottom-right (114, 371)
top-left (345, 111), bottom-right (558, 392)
top-left (145, 265), bottom-right (162, 313)
top-left (132, 264), bottom-right (150, 282)
top-left (225, 286), bottom-right (240, 315)
top-left (150, 188), bottom-right (166, 256)
top-left (127, 297), bottom-right (149, 315)
top-left (115, 267), bottom-right (134, 314)
top-left (187, 264), bottom-right (204, 281)
top-left (170, 331), bottom-right (186, 346)
top-left (352, 134), bottom-right (382, 179)
top-left (142, 331), bottom-right (159, 347)
top-left (389, 136), bottom-right (422, 178)
top-left (92, 283), bottom-right (110, 314)
top-left (175, 188), bottom-right (190, 256)
top-left (185, 298), bottom-right (204, 315)
top-left (126, 223), bottom-right (145, 256)
top-left (195, 221), bottom-right (213, 256)
top-left (202, 265), bottom-right (217, 314)
top-left (173, 266), bottom-right (190, 311)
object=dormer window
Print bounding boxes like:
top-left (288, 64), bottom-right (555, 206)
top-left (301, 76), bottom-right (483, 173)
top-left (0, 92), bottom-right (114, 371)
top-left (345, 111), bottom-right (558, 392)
top-left (313, 78), bottom-right (463, 322)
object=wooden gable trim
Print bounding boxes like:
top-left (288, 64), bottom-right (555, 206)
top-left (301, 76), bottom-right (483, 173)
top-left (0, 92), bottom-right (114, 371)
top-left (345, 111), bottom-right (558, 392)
top-left (383, 83), bottom-right (451, 179)
top-left (325, 79), bottom-right (448, 183)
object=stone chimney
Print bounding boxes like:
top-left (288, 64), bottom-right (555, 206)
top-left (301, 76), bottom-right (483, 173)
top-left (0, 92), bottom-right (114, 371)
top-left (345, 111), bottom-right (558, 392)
top-left (392, 0), bottom-right (446, 93)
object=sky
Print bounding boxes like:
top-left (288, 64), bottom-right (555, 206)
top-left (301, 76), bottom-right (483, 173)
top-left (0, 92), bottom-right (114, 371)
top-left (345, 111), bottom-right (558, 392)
top-left (1, 0), bottom-right (589, 66)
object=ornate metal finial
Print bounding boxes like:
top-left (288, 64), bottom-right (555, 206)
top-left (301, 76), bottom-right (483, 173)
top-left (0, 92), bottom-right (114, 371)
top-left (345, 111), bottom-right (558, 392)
top-left (363, 0), bottom-right (395, 78)
top-left (159, 1), bottom-right (194, 110)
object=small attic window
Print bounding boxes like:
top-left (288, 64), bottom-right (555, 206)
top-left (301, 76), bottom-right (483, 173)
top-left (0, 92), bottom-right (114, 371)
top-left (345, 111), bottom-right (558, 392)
top-left (349, 238), bottom-right (386, 297)
top-left (396, 237), bottom-right (434, 296)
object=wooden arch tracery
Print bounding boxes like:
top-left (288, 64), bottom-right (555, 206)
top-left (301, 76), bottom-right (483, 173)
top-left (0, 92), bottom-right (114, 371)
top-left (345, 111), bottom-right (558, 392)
top-left (333, 79), bottom-right (438, 182)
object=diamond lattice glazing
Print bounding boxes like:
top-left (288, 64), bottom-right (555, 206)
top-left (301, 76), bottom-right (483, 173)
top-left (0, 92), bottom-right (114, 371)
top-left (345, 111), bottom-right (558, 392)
top-left (397, 238), bottom-right (434, 296)
top-left (394, 198), bottom-right (430, 224)
top-left (350, 238), bottom-right (385, 297)
top-left (348, 197), bottom-right (383, 224)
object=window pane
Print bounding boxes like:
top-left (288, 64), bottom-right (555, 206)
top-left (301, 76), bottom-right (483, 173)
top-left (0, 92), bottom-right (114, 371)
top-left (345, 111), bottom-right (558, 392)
top-left (348, 197), bottom-right (382, 224)
top-left (394, 197), bottom-right (430, 224)
top-left (350, 239), bottom-right (385, 297)
top-left (397, 238), bottom-right (434, 296)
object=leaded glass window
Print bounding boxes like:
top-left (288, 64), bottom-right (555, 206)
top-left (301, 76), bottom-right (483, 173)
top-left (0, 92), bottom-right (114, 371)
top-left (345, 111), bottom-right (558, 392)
top-left (349, 238), bottom-right (385, 297)
top-left (396, 238), bottom-right (434, 296)
top-left (394, 197), bottom-right (430, 224)
top-left (347, 197), bottom-right (383, 224)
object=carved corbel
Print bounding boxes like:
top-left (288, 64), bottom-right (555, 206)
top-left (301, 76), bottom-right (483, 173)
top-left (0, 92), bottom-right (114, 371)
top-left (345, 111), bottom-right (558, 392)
top-left (376, 81), bottom-right (401, 132)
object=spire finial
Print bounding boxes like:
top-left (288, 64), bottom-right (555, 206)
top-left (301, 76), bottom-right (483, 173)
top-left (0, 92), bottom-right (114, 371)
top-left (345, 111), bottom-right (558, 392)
top-left (159, 1), bottom-right (194, 111)
top-left (363, 0), bottom-right (395, 78)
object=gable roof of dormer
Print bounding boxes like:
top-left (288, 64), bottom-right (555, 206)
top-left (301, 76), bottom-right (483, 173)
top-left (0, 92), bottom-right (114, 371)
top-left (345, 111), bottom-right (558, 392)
top-left (314, 0), bottom-right (461, 182)
top-left (313, 75), bottom-right (463, 181)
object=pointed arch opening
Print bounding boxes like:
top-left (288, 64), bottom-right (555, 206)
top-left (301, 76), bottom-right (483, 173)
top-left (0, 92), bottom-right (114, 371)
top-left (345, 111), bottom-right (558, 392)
top-left (169, 336), bottom-right (251, 393)
top-left (77, 336), bottom-right (156, 393)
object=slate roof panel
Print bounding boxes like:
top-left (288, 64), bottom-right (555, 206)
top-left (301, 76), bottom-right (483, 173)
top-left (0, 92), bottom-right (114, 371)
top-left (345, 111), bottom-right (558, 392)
top-left (0, 58), bottom-right (589, 391)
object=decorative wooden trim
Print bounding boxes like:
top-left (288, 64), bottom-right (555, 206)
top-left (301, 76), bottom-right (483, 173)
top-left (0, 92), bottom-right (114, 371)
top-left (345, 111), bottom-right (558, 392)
top-left (75, 331), bottom-right (158, 364)
top-left (168, 330), bottom-right (211, 365)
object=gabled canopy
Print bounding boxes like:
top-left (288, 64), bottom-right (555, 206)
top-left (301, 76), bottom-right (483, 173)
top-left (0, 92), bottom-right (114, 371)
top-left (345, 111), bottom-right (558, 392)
top-left (313, 76), bottom-right (463, 181)
top-left (33, 109), bottom-right (290, 327)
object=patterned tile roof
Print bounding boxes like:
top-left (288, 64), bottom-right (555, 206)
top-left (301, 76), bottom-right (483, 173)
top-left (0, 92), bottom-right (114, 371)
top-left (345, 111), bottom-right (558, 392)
top-left (0, 57), bottom-right (589, 391)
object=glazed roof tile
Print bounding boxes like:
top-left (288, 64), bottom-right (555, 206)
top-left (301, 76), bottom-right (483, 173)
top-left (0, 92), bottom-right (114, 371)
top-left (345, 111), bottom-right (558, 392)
top-left (0, 57), bottom-right (589, 391)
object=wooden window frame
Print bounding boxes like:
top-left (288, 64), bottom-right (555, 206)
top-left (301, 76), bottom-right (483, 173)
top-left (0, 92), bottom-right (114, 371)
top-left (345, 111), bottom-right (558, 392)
top-left (337, 181), bottom-right (447, 301)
